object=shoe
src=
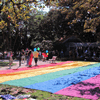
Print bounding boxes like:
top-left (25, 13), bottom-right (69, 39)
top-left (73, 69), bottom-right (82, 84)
top-left (29, 65), bottom-right (32, 67)
top-left (8, 67), bottom-right (11, 69)
top-left (8, 65), bottom-right (11, 69)
top-left (17, 66), bottom-right (20, 69)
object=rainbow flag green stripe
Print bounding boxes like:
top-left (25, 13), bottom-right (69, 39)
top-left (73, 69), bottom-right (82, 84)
top-left (2, 62), bottom-right (99, 87)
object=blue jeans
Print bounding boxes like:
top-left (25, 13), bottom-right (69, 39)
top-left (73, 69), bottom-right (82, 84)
top-left (26, 56), bottom-right (29, 65)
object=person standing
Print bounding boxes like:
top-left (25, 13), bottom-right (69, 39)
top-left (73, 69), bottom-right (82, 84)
top-left (55, 50), bottom-right (59, 57)
top-left (18, 51), bottom-right (22, 68)
top-left (33, 50), bottom-right (39, 66)
top-left (7, 50), bottom-right (13, 69)
top-left (21, 49), bottom-right (25, 64)
top-left (52, 50), bottom-right (56, 56)
top-left (28, 50), bottom-right (33, 67)
top-left (42, 52), bottom-right (48, 62)
top-left (38, 50), bottom-right (42, 60)
top-left (25, 48), bottom-right (29, 66)
top-left (60, 49), bottom-right (64, 58)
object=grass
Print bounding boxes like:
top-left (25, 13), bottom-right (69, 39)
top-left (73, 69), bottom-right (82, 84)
top-left (0, 84), bottom-right (90, 100)
top-left (0, 61), bottom-right (100, 100)
top-left (0, 61), bottom-right (16, 67)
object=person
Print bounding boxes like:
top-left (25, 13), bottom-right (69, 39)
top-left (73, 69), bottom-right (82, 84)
top-left (7, 50), bottom-right (13, 69)
top-left (4, 51), bottom-right (7, 59)
top-left (21, 49), bottom-right (25, 64)
top-left (18, 51), bottom-right (22, 68)
top-left (60, 49), bottom-right (64, 58)
top-left (28, 50), bottom-right (33, 67)
top-left (25, 48), bottom-right (29, 66)
top-left (33, 50), bottom-right (39, 66)
top-left (38, 50), bottom-right (42, 60)
top-left (52, 50), bottom-right (56, 56)
top-left (74, 49), bottom-right (77, 58)
top-left (42, 52), bottom-right (48, 62)
top-left (69, 50), bottom-right (72, 58)
top-left (55, 50), bottom-right (59, 57)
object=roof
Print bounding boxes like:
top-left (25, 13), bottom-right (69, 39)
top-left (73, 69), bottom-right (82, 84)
top-left (63, 36), bottom-right (82, 43)
top-left (55, 35), bottom-right (83, 45)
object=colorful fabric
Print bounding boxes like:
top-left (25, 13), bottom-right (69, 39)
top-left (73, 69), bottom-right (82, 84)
top-left (0, 94), bottom-right (16, 100)
top-left (0, 61), bottom-right (100, 100)
top-left (55, 74), bottom-right (100, 100)
top-left (29, 53), bottom-right (33, 66)
top-left (42, 53), bottom-right (48, 57)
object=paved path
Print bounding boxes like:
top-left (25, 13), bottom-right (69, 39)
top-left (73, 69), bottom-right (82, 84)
top-left (0, 59), bottom-right (50, 70)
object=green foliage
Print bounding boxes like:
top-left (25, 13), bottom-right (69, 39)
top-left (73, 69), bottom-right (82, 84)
top-left (1, 0), bottom-right (100, 51)
top-left (34, 40), bottom-right (53, 50)
top-left (0, 0), bottom-right (47, 51)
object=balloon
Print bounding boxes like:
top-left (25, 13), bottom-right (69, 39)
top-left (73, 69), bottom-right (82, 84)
top-left (47, 53), bottom-right (49, 55)
top-left (37, 47), bottom-right (40, 50)
top-left (34, 48), bottom-right (37, 51)
top-left (46, 50), bottom-right (48, 53)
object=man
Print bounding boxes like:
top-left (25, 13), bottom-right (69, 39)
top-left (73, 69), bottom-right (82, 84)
top-left (33, 50), bottom-right (39, 66)
top-left (38, 50), bottom-right (42, 60)
top-left (21, 49), bottom-right (25, 64)
top-left (25, 48), bottom-right (29, 66)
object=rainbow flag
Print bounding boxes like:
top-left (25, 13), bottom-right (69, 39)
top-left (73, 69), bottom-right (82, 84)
top-left (0, 61), bottom-right (100, 100)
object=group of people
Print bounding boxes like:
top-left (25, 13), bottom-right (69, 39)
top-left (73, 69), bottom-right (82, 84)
top-left (6, 48), bottom-right (40, 69)
top-left (19, 48), bottom-right (49, 68)
top-left (67, 46), bottom-right (100, 61)
top-left (19, 48), bottom-right (39, 67)
top-left (5, 48), bottom-right (62, 69)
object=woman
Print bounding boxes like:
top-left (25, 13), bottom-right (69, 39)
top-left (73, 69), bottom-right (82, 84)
top-left (21, 49), bottom-right (25, 64)
top-left (42, 52), bottom-right (48, 62)
top-left (28, 50), bottom-right (33, 67)
top-left (7, 50), bottom-right (13, 69)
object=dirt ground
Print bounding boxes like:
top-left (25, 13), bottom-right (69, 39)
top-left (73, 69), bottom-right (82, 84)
top-left (0, 59), bottom-right (51, 70)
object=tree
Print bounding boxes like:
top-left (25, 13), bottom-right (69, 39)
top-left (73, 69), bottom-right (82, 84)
top-left (34, 40), bottom-right (53, 51)
top-left (39, 9), bottom-right (74, 42)
top-left (39, 0), bottom-right (100, 42)
top-left (0, 0), bottom-right (44, 51)
top-left (58, 0), bottom-right (100, 41)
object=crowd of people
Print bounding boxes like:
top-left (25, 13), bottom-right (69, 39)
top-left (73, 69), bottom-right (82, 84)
top-left (6, 48), bottom-right (50, 69)
top-left (2, 46), bottom-right (100, 69)
top-left (66, 46), bottom-right (100, 61)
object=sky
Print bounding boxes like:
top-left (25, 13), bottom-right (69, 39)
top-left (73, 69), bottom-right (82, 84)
top-left (31, 1), bottom-right (54, 13)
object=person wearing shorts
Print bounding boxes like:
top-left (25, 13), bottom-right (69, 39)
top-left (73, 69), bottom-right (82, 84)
top-left (33, 50), bottom-right (39, 66)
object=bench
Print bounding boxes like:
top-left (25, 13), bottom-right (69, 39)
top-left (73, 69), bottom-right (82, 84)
top-left (49, 56), bottom-right (57, 63)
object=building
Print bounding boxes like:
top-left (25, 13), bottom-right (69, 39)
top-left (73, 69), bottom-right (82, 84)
top-left (54, 35), bottom-right (100, 57)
